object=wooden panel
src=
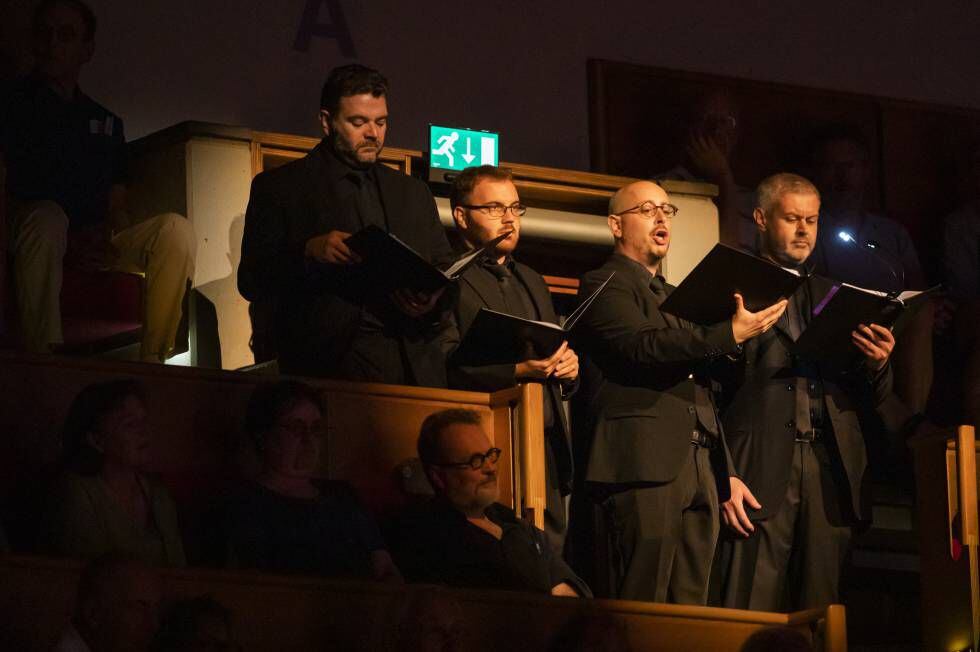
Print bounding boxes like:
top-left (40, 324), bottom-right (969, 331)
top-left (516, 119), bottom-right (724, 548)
top-left (0, 353), bottom-right (542, 547)
top-left (0, 555), bottom-right (844, 652)
top-left (543, 275), bottom-right (580, 296)
top-left (911, 426), bottom-right (980, 651)
top-left (588, 59), bottom-right (878, 192)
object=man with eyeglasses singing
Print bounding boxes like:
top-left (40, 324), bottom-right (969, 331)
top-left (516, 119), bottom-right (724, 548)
top-left (387, 409), bottom-right (590, 597)
top-left (573, 181), bottom-right (786, 604)
top-left (445, 165), bottom-right (578, 554)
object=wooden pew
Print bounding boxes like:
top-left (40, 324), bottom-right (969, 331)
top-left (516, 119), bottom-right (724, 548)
top-left (0, 351), bottom-right (548, 553)
top-left (911, 424), bottom-right (980, 651)
top-left (0, 555), bottom-right (847, 652)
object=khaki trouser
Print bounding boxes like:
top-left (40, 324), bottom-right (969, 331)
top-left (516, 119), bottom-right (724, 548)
top-left (8, 200), bottom-right (196, 361)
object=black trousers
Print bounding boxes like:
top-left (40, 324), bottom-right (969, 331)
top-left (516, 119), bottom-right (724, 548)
top-left (604, 444), bottom-right (720, 604)
top-left (720, 440), bottom-right (853, 612)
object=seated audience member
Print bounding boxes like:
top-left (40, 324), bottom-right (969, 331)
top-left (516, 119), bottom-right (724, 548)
top-left (223, 380), bottom-right (400, 581)
top-left (1, 0), bottom-right (195, 361)
top-left (55, 554), bottom-right (162, 652)
top-left (387, 408), bottom-right (591, 597)
top-left (808, 125), bottom-right (931, 413)
top-left (152, 595), bottom-right (238, 652)
top-left (655, 88), bottom-right (757, 251)
top-left (738, 626), bottom-right (812, 652)
top-left (45, 379), bottom-right (186, 566)
top-left (0, 519), bottom-right (9, 554)
top-left (943, 139), bottom-right (980, 422)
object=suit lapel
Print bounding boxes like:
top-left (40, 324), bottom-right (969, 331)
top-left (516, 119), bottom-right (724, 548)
top-left (373, 164), bottom-right (399, 235)
top-left (605, 255), bottom-right (674, 329)
top-left (773, 309), bottom-right (794, 341)
top-left (513, 263), bottom-right (553, 322)
top-left (305, 147), bottom-right (350, 233)
top-left (461, 266), bottom-right (503, 313)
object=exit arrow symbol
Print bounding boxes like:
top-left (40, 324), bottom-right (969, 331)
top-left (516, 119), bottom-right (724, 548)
top-left (461, 138), bottom-right (475, 164)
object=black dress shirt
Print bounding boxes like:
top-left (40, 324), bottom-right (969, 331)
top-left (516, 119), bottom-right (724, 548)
top-left (387, 499), bottom-right (591, 596)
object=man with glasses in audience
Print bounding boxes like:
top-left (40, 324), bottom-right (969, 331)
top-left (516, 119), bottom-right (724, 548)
top-left (387, 408), bottom-right (590, 597)
top-left (573, 181), bottom-right (786, 603)
top-left (446, 165), bottom-right (578, 553)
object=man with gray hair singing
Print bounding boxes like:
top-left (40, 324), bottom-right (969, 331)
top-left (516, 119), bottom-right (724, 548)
top-left (716, 173), bottom-right (895, 611)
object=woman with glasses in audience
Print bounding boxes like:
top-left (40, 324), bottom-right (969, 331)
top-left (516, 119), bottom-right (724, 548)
top-left (44, 379), bottom-right (186, 566)
top-left (222, 380), bottom-right (401, 582)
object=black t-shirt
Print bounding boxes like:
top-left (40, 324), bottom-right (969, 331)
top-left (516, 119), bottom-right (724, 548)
top-left (223, 480), bottom-right (385, 578)
top-left (1, 75), bottom-right (128, 228)
top-left (387, 499), bottom-right (591, 596)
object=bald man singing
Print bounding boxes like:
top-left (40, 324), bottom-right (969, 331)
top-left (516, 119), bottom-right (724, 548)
top-left (574, 181), bottom-right (786, 604)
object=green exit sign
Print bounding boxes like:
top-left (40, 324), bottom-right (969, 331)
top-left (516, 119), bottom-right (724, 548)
top-left (429, 125), bottom-right (499, 171)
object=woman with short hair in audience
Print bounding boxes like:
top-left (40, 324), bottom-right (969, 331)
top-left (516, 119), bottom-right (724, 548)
top-left (223, 380), bottom-right (401, 582)
top-left (44, 379), bottom-right (186, 566)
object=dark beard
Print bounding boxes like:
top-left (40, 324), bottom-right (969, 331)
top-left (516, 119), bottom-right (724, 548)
top-left (328, 132), bottom-right (372, 170)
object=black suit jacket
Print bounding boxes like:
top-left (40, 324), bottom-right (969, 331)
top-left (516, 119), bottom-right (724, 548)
top-left (716, 275), bottom-right (893, 523)
top-left (448, 261), bottom-right (575, 495)
top-left (574, 254), bottom-right (737, 499)
top-left (238, 142), bottom-right (455, 386)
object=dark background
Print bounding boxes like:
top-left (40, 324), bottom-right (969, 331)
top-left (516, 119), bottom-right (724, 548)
top-left (3, 0), bottom-right (980, 172)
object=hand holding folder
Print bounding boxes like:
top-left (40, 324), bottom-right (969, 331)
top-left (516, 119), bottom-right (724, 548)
top-left (793, 281), bottom-right (939, 371)
top-left (658, 243), bottom-right (805, 325)
top-left (453, 272), bottom-right (615, 367)
top-left (344, 225), bottom-right (511, 296)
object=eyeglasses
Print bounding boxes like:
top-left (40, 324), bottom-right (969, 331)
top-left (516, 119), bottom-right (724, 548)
top-left (459, 203), bottom-right (527, 219)
top-left (433, 447), bottom-right (501, 470)
top-left (614, 201), bottom-right (679, 219)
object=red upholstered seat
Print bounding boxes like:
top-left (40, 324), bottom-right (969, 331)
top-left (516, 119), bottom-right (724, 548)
top-left (1, 268), bottom-right (143, 352)
top-left (60, 269), bottom-right (144, 350)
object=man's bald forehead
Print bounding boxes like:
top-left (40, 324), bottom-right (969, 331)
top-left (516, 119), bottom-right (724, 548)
top-left (609, 181), bottom-right (668, 215)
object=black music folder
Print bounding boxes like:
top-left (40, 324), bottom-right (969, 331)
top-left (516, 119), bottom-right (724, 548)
top-left (659, 243), bottom-right (807, 325)
top-left (452, 272), bottom-right (615, 366)
top-left (794, 282), bottom-right (939, 370)
top-left (345, 225), bottom-right (510, 295)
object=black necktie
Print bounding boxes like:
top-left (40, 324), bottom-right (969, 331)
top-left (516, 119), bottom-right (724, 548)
top-left (348, 168), bottom-right (386, 229)
top-left (780, 293), bottom-right (814, 437)
top-left (485, 262), bottom-right (555, 428)
top-left (649, 275), bottom-right (668, 300)
top-left (485, 262), bottom-right (536, 318)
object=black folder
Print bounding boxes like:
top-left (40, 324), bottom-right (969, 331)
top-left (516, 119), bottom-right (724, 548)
top-left (453, 272), bottom-right (615, 367)
top-left (345, 225), bottom-right (510, 295)
top-left (793, 282), bottom-right (939, 371)
top-left (659, 243), bottom-right (806, 325)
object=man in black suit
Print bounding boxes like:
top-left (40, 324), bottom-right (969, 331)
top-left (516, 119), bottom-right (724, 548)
top-left (446, 165), bottom-right (579, 551)
top-left (239, 64), bottom-right (455, 385)
top-left (575, 180), bottom-right (787, 604)
top-left (717, 173), bottom-right (895, 611)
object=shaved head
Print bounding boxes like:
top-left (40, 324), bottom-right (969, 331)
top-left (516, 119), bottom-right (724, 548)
top-left (608, 181), bottom-right (666, 215)
top-left (607, 181), bottom-right (673, 274)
